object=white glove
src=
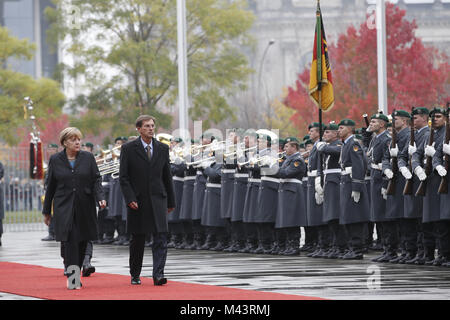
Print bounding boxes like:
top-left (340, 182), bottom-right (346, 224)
top-left (425, 143), bottom-right (436, 157)
top-left (399, 166), bottom-right (412, 180)
top-left (316, 141), bottom-right (326, 151)
top-left (414, 166), bottom-right (427, 181)
top-left (443, 143), bottom-right (450, 156)
top-left (249, 157), bottom-right (258, 166)
top-left (314, 176), bottom-right (323, 195)
top-left (351, 191), bottom-right (360, 203)
top-left (389, 144), bottom-right (399, 158)
top-left (315, 192), bottom-right (324, 205)
top-left (381, 188), bottom-right (387, 200)
top-left (384, 168), bottom-right (394, 179)
top-left (408, 143), bottom-right (417, 156)
top-left (436, 165), bottom-right (447, 177)
top-left (174, 157), bottom-right (183, 165)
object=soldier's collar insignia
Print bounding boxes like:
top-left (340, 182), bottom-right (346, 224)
top-left (353, 145), bottom-right (359, 152)
top-left (294, 161), bottom-right (300, 167)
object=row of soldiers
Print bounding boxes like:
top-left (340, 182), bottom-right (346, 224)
top-left (166, 107), bottom-right (450, 267)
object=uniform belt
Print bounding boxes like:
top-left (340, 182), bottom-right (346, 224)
top-left (370, 163), bottom-right (382, 170)
top-left (307, 170), bottom-right (318, 177)
top-left (302, 177), bottom-right (308, 182)
top-left (206, 183), bottom-right (221, 188)
top-left (365, 176), bottom-right (371, 180)
top-left (172, 176), bottom-right (185, 182)
top-left (234, 173), bottom-right (249, 178)
top-left (261, 176), bottom-right (281, 183)
top-left (341, 167), bottom-right (352, 175)
top-left (101, 182), bottom-right (110, 186)
top-left (323, 169), bottom-right (341, 175)
top-left (222, 169), bottom-right (236, 174)
top-left (196, 170), bottom-right (203, 175)
top-left (248, 178), bottom-right (261, 183)
top-left (184, 176), bottom-right (197, 181)
top-left (280, 178), bottom-right (302, 184)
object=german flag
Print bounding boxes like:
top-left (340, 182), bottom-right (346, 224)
top-left (309, 1), bottom-right (334, 112)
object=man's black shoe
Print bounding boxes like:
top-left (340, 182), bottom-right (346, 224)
top-left (41, 234), bottom-right (55, 241)
top-left (153, 277), bottom-right (167, 286)
top-left (388, 255), bottom-right (404, 264)
top-left (405, 254), bottom-right (422, 265)
top-left (342, 250), bottom-right (364, 260)
top-left (99, 237), bottom-right (114, 244)
top-left (82, 264), bottom-right (96, 277)
top-left (131, 277), bottom-right (141, 285)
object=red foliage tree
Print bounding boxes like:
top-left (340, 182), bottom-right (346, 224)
top-left (284, 3), bottom-right (450, 136)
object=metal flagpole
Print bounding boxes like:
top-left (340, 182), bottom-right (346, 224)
top-left (177, 0), bottom-right (189, 140)
top-left (376, 0), bottom-right (388, 115)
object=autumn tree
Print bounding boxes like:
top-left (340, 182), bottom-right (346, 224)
top-left (46, 0), bottom-right (254, 137)
top-left (0, 26), bottom-right (65, 145)
top-left (284, 3), bottom-right (450, 137)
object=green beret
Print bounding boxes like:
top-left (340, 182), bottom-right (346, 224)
top-left (278, 138), bottom-right (286, 146)
top-left (303, 134), bottom-right (310, 141)
top-left (430, 106), bottom-right (447, 117)
top-left (338, 119), bottom-right (356, 127)
top-left (371, 113), bottom-right (389, 122)
top-left (299, 142), bottom-right (305, 149)
top-left (392, 110), bottom-right (411, 119)
top-left (355, 134), bottom-right (363, 140)
top-left (325, 123), bottom-right (339, 131)
top-left (285, 137), bottom-right (299, 143)
top-left (310, 122), bottom-right (326, 129)
top-left (354, 128), bottom-right (363, 134)
top-left (47, 143), bottom-right (58, 148)
top-left (411, 107), bottom-right (429, 116)
top-left (304, 139), bottom-right (313, 146)
top-left (387, 122), bottom-right (392, 128)
top-left (85, 142), bottom-right (94, 148)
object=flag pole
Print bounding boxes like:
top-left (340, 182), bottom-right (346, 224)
top-left (317, 0), bottom-right (324, 187)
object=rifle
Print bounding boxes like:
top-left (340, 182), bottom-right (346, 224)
top-left (415, 114), bottom-right (435, 197)
top-left (438, 102), bottom-right (450, 194)
top-left (403, 108), bottom-right (415, 195)
top-left (386, 109), bottom-right (398, 195)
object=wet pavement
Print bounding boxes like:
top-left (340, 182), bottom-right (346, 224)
top-left (0, 231), bottom-right (449, 300)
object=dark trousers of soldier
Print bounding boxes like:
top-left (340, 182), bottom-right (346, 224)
top-left (435, 220), bottom-right (450, 260)
top-left (240, 222), bottom-right (258, 252)
top-left (204, 226), bottom-right (228, 248)
top-left (256, 222), bottom-right (274, 250)
top-left (229, 221), bottom-right (245, 247)
top-left (398, 218), bottom-right (420, 257)
top-left (302, 226), bottom-right (318, 250)
top-left (344, 222), bottom-right (367, 253)
top-left (367, 222), bottom-right (375, 247)
top-left (283, 227), bottom-right (301, 254)
top-left (328, 220), bottom-right (347, 251)
top-left (180, 220), bottom-right (194, 247)
top-left (113, 216), bottom-right (127, 240)
top-left (192, 219), bottom-right (205, 247)
top-left (422, 222), bottom-right (436, 260)
top-left (317, 225), bottom-right (331, 251)
top-left (380, 220), bottom-right (399, 254)
top-left (168, 221), bottom-right (184, 246)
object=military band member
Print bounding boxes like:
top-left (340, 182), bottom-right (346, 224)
top-left (338, 119), bottom-right (370, 260)
top-left (364, 114), bottom-right (392, 262)
top-left (168, 138), bottom-right (186, 248)
top-left (382, 110), bottom-right (412, 263)
top-left (306, 123), bottom-right (329, 258)
top-left (397, 107), bottom-right (429, 264)
top-left (273, 138), bottom-right (307, 255)
top-left (316, 123), bottom-right (346, 259)
top-left (412, 107), bottom-right (446, 265)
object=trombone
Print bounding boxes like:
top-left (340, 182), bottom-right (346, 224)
top-left (237, 151), bottom-right (285, 167)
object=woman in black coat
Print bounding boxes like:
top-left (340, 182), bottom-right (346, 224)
top-left (42, 127), bottom-right (106, 289)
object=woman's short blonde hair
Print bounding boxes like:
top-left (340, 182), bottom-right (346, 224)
top-left (59, 127), bottom-right (83, 146)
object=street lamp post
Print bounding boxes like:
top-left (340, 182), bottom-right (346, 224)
top-left (257, 39), bottom-right (275, 127)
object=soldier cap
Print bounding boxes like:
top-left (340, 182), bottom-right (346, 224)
top-left (371, 113), bottom-right (389, 122)
top-left (47, 143), bottom-right (58, 148)
top-left (392, 110), bottom-right (411, 119)
top-left (338, 119), bottom-right (356, 127)
top-left (85, 142), bottom-right (94, 148)
top-left (325, 123), bottom-right (339, 131)
top-left (411, 107), bottom-right (429, 116)
top-left (115, 136), bottom-right (128, 143)
top-left (285, 137), bottom-right (299, 143)
top-left (430, 106), bottom-right (447, 117)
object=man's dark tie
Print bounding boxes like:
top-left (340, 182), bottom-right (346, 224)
top-left (146, 146), bottom-right (152, 160)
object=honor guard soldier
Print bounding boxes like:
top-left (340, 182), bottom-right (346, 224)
top-left (412, 107), bottom-right (446, 265)
top-left (168, 137), bottom-right (186, 248)
top-left (397, 107), bottom-right (429, 264)
top-left (365, 113), bottom-right (393, 262)
top-left (306, 122), bottom-right (329, 258)
top-left (338, 119), bottom-right (370, 259)
top-left (315, 123), bottom-right (346, 258)
top-left (382, 110), bottom-right (413, 263)
top-left (432, 105), bottom-right (450, 267)
top-left (226, 129), bottom-right (251, 252)
top-left (273, 137), bottom-right (307, 255)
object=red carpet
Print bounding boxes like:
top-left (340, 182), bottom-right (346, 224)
top-left (0, 262), bottom-right (324, 300)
